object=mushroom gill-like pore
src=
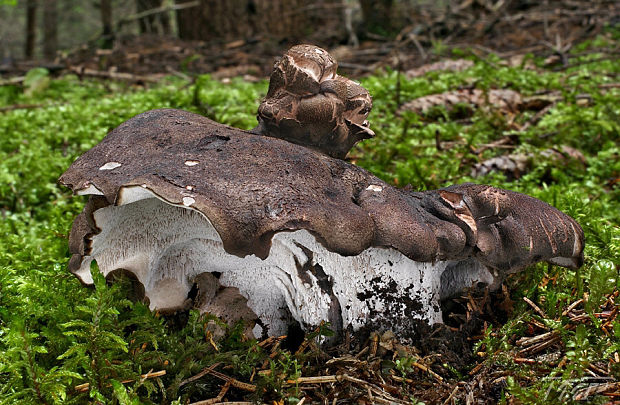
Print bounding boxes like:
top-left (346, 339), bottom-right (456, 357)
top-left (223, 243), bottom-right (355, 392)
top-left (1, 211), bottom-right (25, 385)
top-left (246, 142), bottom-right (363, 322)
top-left (257, 44), bottom-right (374, 159)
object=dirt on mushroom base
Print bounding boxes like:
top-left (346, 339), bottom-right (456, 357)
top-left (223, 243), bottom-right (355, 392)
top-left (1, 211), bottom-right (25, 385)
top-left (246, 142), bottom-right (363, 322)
top-left (155, 281), bottom-right (513, 403)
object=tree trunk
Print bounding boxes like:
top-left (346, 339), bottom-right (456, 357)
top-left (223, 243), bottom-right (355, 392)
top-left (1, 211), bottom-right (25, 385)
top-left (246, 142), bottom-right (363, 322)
top-left (100, 0), bottom-right (113, 48)
top-left (135, 0), bottom-right (171, 35)
top-left (160, 4), bottom-right (171, 35)
top-left (25, 0), bottom-right (37, 59)
top-left (360, 0), bottom-right (394, 36)
top-left (42, 0), bottom-right (58, 60)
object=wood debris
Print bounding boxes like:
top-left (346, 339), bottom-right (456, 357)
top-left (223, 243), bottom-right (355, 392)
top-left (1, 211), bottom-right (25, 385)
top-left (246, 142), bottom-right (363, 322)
top-left (398, 88), bottom-right (523, 116)
top-left (73, 369), bottom-right (166, 393)
top-left (501, 290), bottom-right (620, 401)
top-left (405, 59), bottom-right (474, 78)
top-left (471, 145), bottom-right (586, 179)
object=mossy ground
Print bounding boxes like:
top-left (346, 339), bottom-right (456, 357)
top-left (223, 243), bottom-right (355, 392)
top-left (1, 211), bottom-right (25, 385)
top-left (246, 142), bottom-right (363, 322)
top-left (0, 29), bottom-right (618, 404)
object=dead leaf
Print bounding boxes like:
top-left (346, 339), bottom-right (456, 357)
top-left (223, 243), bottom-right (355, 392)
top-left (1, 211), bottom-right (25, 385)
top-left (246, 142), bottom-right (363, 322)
top-left (405, 59), bottom-right (474, 78)
top-left (399, 88), bottom-right (523, 115)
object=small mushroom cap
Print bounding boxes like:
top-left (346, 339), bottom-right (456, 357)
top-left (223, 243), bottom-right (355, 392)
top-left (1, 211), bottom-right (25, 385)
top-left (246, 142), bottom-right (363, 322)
top-left (257, 45), bottom-right (374, 159)
top-left (60, 109), bottom-right (584, 276)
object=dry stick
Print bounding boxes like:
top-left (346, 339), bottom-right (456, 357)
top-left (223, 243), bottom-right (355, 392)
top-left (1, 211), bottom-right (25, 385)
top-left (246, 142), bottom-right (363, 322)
top-left (204, 369), bottom-right (256, 392)
top-left (165, 66), bottom-right (192, 82)
top-left (516, 330), bottom-right (559, 348)
top-left (74, 370), bottom-right (166, 392)
top-left (520, 102), bottom-right (556, 132)
top-left (341, 375), bottom-right (404, 404)
top-left (471, 136), bottom-right (514, 155)
top-left (179, 362), bottom-right (221, 388)
top-left (286, 374), bottom-right (407, 404)
top-left (569, 314), bottom-right (592, 322)
top-left (443, 384), bottom-right (460, 404)
top-left (70, 67), bottom-right (162, 83)
top-left (287, 375), bottom-right (338, 384)
top-left (513, 357), bottom-right (539, 365)
top-left (203, 403), bottom-right (252, 405)
top-left (589, 363), bottom-right (609, 376)
top-left (0, 76), bottom-right (25, 86)
top-left (523, 297), bottom-right (547, 318)
top-left (468, 362), bottom-right (485, 376)
top-left (0, 104), bottom-right (46, 113)
top-left (599, 83), bottom-right (620, 89)
top-left (411, 361), bottom-right (444, 382)
top-left (518, 335), bottom-right (561, 356)
top-left (189, 380), bottom-right (231, 405)
top-left (574, 382), bottom-right (620, 401)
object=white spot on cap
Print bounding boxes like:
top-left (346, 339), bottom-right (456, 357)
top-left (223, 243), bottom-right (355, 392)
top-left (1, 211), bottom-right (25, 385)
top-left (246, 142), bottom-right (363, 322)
top-left (184, 160), bottom-right (199, 166)
top-left (182, 197), bottom-right (195, 206)
top-left (99, 162), bottom-right (122, 171)
top-left (366, 184), bottom-right (383, 192)
top-left (315, 48), bottom-right (323, 54)
top-left (185, 185), bottom-right (194, 191)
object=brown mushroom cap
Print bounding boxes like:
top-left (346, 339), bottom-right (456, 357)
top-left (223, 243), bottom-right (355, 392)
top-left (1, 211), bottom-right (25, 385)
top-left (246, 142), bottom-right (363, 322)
top-left (61, 108), bottom-right (583, 274)
top-left (257, 45), bottom-right (374, 159)
top-left (59, 108), bottom-right (583, 336)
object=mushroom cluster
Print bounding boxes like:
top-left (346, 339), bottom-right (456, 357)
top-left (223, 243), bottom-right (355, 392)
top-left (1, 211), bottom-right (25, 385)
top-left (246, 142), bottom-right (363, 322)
top-left (60, 45), bottom-right (584, 339)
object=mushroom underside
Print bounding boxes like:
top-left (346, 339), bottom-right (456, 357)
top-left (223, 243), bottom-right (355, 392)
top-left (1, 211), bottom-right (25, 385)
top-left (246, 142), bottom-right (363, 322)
top-left (73, 186), bottom-right (495, 338)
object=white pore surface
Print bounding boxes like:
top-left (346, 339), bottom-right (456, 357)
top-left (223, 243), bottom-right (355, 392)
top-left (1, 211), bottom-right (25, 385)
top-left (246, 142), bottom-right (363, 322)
top-left (73, 187), bottom-right (495, 337)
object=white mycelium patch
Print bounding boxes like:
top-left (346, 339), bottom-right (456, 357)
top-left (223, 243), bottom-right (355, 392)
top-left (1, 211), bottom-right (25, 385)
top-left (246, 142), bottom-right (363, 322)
top-left (182, 197), bottom-right (195, 206)
top-left (98, 161), bottom-right (122, 170)
top-left (365, 184), bottom-right (383, 192)
top-left (73, 187), bottom-right (496, 337)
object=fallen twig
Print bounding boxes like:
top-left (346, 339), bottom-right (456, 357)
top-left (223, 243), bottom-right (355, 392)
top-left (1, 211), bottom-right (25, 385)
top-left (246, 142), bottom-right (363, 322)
top-left (286, 374), bottom-right (408, 404)
top-left (523, 297), bottom-right (547, 318)
top-left (189, 380), bottom-right (231, 405)
top-left (202, 368), bottom-right (256, 392)
top-left (0, 76), bottom-right (25, 86)
top-left (574, 382), bottom-right (620, 401)
top-left (0, 104), bottom-right (47, 113)
top-left (179, 362), bottom-right (221, 388)
top-left (74, 370), bottom-right (166, 393)
top-left (70, 67), bottom-right (162, 83)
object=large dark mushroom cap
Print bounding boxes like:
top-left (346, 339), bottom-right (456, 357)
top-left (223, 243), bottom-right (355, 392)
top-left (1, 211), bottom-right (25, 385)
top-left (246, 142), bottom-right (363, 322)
top-left (60, 109), bottom-right (583, 273)
top-left (59, 108), bottom-right (584, 336)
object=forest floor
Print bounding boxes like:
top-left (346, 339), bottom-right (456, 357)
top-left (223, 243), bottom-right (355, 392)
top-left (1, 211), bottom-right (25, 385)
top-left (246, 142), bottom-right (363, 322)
top-left (0, 4), bottom-right (619, 405)
top-left (3, 0), bottom-right (619, 81)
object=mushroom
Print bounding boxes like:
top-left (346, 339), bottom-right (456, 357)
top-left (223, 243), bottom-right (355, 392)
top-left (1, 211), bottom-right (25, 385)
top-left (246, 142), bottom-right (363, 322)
top-left (59, 45), bottom-right (584, 339)
top-left (256, 44), bottom-right (374, 159)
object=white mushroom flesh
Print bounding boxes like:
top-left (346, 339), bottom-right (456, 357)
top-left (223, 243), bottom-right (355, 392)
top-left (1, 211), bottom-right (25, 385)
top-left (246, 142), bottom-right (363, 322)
top-left (73, 187), bottom-right (496, 337)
